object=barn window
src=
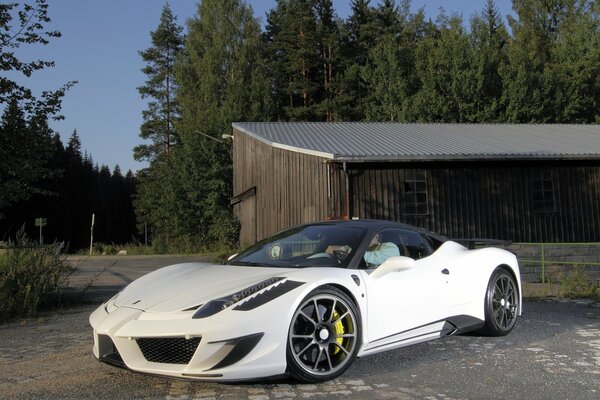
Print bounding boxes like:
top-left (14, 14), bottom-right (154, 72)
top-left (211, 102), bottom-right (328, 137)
top-left (531, 171), bottom-right (556, 213)
top-left (404, 169), bottom-right (428, 215)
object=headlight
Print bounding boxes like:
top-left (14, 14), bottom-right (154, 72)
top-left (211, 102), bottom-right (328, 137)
top-left (192, 277), bottom-right (284, 319)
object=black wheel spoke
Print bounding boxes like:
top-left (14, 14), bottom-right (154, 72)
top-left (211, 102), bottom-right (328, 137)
top-left (495, 282), bottom-right (502, 296)
top-left (292, 334), bottom-right (313, 339)
top-left (328, 300), bottom-right (337, 322)
top-left (297, 341), bottom-right (316, 357)
top-left (300, 311), bottom-right (317, 326)
top-left (313, 299), bottom-right (322, 323)
top-left (313, 348), bottom-right (323, 370)
top-left (333, 342), bottom-right (349, 355)
top-left (325, 348), bottom-right (333, 370)
top-left (494, 306), bottom-right (502, 322)
top-left (332, 311), bottom-right (349, 324)
top-left (289, 292), bottom-right (358, 378)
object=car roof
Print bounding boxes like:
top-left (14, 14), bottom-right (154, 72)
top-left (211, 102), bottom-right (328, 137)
top-left (294, 219), bottom-right (448, 242)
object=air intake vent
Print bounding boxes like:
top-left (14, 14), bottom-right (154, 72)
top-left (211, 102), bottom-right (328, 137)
top-left (136, 337), bottom-right (201, 364)
top-left (98, 334), bottom-right (126, 368)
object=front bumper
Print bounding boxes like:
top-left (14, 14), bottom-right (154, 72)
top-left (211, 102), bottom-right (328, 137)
top-left (89, 303), bottom-right (289, 381)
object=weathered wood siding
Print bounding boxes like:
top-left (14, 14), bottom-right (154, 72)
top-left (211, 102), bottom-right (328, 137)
top-left (233, 126), bottom-right (600, 243)
top-left (232, 128), bottom-right (329, 243)
top-left (333, 161), bottom-right (600, 242)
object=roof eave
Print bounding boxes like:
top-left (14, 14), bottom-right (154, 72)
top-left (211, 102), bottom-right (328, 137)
top-left (232, 122), bottom-right (335, 159)
top-left (331, 154), bottom-right (600, 162)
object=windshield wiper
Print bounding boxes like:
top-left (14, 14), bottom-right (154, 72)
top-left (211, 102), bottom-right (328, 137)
top-left (229, 261), bottom-right (273, 267)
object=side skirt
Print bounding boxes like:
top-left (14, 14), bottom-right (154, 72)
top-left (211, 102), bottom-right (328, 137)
top-left (358, 315), bottom-right (484, 357)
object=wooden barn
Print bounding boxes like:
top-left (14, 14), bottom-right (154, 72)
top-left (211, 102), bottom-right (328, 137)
top-left (230, 122), bottom-right (600, 245)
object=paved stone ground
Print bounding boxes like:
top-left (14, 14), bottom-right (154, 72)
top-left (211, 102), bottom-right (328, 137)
top-left (1, 300), bottom-right (599, 400)
top-left (1, 256), bottom-right (600, 399)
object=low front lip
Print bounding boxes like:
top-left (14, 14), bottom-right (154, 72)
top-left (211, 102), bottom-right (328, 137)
top-left (89, 282), bottom-right (304, 380)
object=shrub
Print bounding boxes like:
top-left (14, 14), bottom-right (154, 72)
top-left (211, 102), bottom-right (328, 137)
top-left (0, 229), bottom-right (74, 322)
top-left (208, 211), bottom-right (241, 247)
top-left (210, 245), bottom-right (242, 264)
top-left (559, 266), bottom-right (600, 300)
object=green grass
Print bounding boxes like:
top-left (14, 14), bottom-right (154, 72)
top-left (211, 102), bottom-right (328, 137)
top-left (78, 242), bottom-right (157, 256)
top-left (0, 231), bottom-right (74, 322)
top-left (76, 241), bottom-right (243, 263)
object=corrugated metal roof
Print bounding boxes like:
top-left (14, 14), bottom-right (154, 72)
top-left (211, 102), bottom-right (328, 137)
top-left (232, 122), bottom-right (600, 161)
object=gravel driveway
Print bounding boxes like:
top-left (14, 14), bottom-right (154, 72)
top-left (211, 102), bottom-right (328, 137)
top-left (1, 256), bottom-right (599, 399)
top-left (1, 300), bottom-right (599, 399)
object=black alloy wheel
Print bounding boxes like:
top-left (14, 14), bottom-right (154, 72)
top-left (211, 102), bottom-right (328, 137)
top-left (286, 286), bottom-right (360, 382)
top-left (481, 267), bottom-right (519, 336)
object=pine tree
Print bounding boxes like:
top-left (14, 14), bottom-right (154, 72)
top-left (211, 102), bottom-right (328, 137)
top-left (340, 0), bottom-right (376, 120)
top-left (546, 0), bottom-right (600, 122)
top-left (0, 100), bottom-right (55, 209)
top-left (60, 129), bottom-right (87, 247)
top-left (500, 0), bottom-right (572, 122)
top-left (149, 0), bottom-right (271, 248)
top-left (360, 1), bottom-right (424, 121)
top-left (265, 0), bottom-right (320, 120)
top-left (470, 0), bottom-right (509, 121)
top-left (65, 130), bottom-right (82, 162)
top-left (134, 3), bottom-right (184, 161)
top-left (411, 13), bottom-right (480, 122)
top-left (314, 0), bottom-right (343, 121)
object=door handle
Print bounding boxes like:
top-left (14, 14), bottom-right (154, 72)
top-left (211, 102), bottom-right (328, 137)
top-left (441, 268), bottom-right (450, 275)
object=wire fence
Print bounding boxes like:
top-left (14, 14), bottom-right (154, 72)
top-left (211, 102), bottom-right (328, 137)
top-left (514, 242), bottom-right (600, 284)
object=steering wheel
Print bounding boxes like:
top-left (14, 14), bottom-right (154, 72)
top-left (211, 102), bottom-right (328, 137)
top-left (331, 249), bottom-right (349, 263)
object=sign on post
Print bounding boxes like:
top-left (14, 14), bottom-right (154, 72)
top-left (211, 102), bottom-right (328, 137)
top-left (35, 218), bottom-right (47, 245)
top-left (89, 213), bottom-right (95, 256)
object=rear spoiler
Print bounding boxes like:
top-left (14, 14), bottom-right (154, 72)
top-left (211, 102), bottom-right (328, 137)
top-left (452, 238), bottom-right (512, 250)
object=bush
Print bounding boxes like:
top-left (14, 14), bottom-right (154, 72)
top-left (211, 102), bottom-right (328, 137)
top-left (559, 266), bottom-right (600, 300)
top-left (0, 229), bottom-right (74, 322)
top-left (207, 211), bottom-right (241, 246)
top-left (209, 245), bottom-right (242, 264)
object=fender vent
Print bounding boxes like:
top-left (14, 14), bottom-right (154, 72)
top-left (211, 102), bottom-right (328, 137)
top-left (233, 280), bottom-right (304, 311)
top-left (136, 337), bottom-right (201, 364)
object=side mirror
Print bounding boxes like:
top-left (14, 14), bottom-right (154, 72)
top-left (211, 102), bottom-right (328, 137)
top-left (370, 256), bottom-right (415, 278)
top-left (227, 253), bottom-right (238, 261)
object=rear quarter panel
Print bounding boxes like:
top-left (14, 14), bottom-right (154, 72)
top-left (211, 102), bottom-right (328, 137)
top-left (444, 243), bottom-right (522, 318)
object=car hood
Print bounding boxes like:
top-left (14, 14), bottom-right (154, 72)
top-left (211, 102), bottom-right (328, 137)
top-left (114, 262), bottom-right (297, 313)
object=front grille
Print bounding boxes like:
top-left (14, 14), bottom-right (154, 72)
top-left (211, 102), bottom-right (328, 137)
top-left (136, 337), bottom-right (201, 364)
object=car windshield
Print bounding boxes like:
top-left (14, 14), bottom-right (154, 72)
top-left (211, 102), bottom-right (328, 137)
top-left (228, 224), bottom-right (367, 268)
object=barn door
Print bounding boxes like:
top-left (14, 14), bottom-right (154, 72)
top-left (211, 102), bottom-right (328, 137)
top-left (232, 186), bottom-right (257, 245)
top-left (239, 192), bottom-right (256, 245)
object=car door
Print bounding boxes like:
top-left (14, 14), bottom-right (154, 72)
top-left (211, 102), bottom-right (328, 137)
top-left (363, 229), bottom-right (451, 342)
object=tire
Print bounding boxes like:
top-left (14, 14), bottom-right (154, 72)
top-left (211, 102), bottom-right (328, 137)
top-left (286, 286), bottom-right (360, 383)
top-left (480, 267), bottom-right (519, 336)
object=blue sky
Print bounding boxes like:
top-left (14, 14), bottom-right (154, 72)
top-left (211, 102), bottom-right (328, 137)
top-left (11, 0), bottom-right (513, 173)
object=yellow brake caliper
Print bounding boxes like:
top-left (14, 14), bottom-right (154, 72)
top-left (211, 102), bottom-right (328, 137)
top-left (332, 310), bottom-right (345, 354)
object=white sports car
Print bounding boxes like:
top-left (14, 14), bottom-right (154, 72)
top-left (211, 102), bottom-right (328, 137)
top-left (90, 220), bottom-right (521, 383)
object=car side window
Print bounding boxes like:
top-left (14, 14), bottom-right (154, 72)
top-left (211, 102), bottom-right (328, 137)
top-left (397, 229), bottom-right (432, 260)
top-left (359, 229), bottom-right (407, 269)
top-left (375, 229), bottom-right (409, 258)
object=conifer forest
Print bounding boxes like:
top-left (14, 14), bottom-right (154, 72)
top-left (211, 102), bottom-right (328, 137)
top-left (1, 0), bottom-right (599, 252)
